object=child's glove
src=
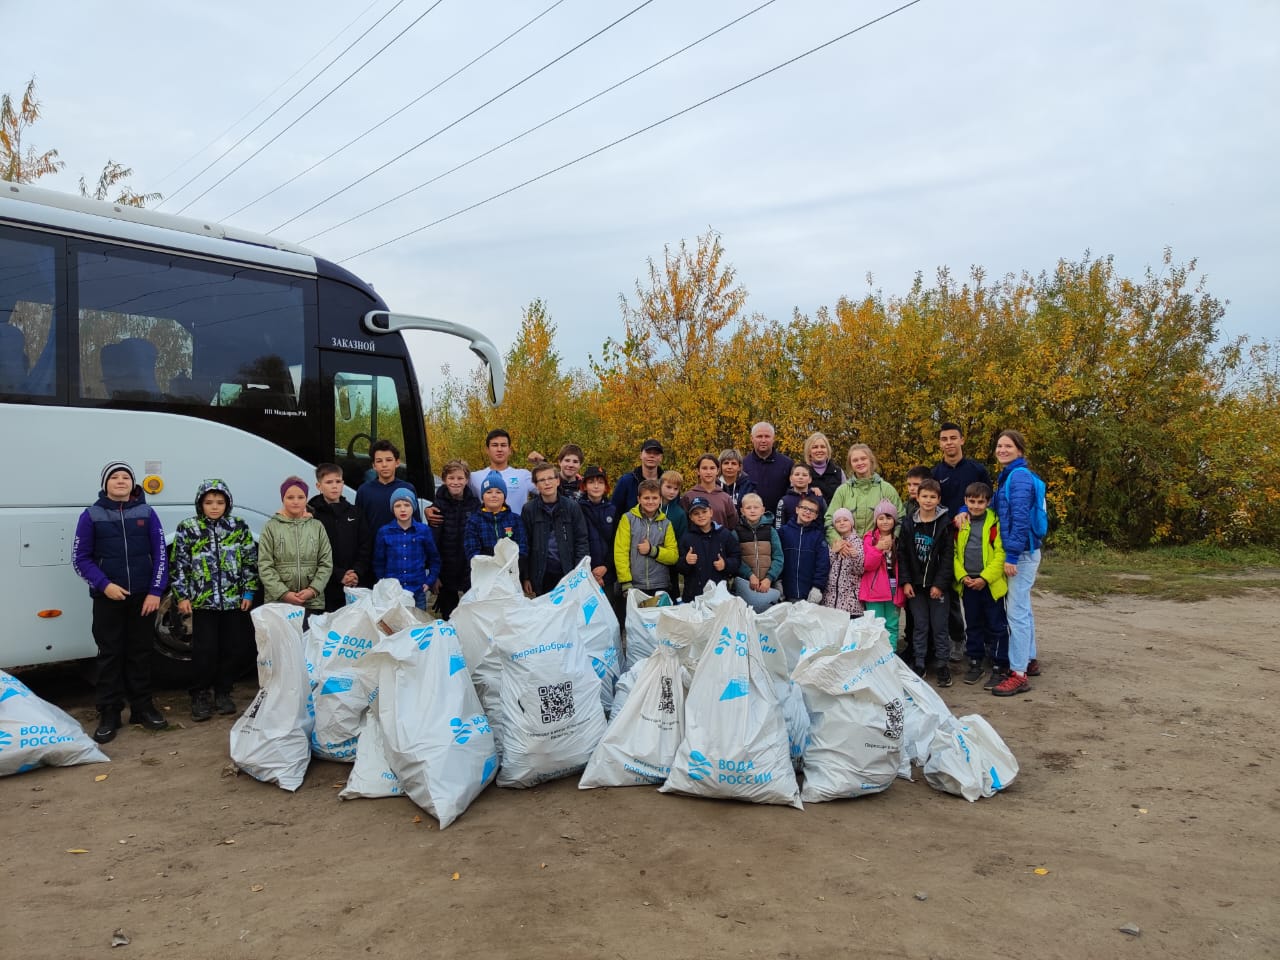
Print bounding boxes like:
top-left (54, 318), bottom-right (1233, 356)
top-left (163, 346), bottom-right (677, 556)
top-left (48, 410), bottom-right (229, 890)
top-left (807, 587), bottom-right (823, 604)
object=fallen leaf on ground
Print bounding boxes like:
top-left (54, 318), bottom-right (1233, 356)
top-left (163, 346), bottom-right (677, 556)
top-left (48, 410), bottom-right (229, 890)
top-left (451, 872), bottom-right (460, 880)
top-left (250, 884), bottom-right (265, 893)
top-left (412, 815), bottom-right (422, 824)
top-left (1033, 868), bottom-right (1049, 876)
top-left (94, 774), bottom-right (109, 782)
top-left (218, 838), bottom-right (236, 845)
top-left (111, 929), bottom-right (130, 947)
top-left (66, 849), bottom-right (89, 854)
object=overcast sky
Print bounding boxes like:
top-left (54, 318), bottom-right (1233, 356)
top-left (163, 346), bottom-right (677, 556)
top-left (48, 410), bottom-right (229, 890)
top-left (8, 0), bottom-right (1278, 398)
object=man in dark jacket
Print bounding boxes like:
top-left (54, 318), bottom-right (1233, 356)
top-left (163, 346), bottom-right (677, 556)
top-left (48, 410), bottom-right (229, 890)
top-left (521, 462), bottom-right (590, 596)
top-left (742, 422), bottom-right (794, 516)
top-left (310, 464), bottom-right (373, 612)
top-left (611, 438), bottom-right (665, 515)
top-left (932, 422), bottom-right (992, 662)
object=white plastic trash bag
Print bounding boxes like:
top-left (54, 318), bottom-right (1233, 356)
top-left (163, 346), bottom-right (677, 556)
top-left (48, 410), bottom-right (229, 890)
top-left (0, 670), bottom-right (108, 776)
top-left (660, 597), bottom-right (801, 808)
top-left (370, 621), bottom-right (497, 827)
top-left (308, 604), bottom-right (381, 761)
top-left (549, 560), bottom-right (621, 715)
top-left (924, 713), bottom-right (1018, 801)
top-left (580, 641), bottom-right (686, 788)
top-left (451, 540), bottom-right (525, 756)
top-left (231, 604), bottom-right (313, 791)
top-left (791, 625), bottom-right (904, 801)
top-left (489, 590), bottom-right (608, 788)
top-left (623, 588), bottom-right (673, 671)
top-left (756, 601), bottom-right (850, 674)
top-left (339, 703), bottom-right (401, 799)
top-left (893, 659), bottom-right (958, 777)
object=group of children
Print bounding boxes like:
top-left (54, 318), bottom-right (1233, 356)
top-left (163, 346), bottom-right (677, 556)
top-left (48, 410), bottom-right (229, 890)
top-left (72, 434), bottom-right (1020, 745)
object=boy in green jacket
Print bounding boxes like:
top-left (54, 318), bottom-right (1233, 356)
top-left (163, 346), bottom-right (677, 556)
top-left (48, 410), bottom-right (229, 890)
top-left (954, 482), bottom-right (1009, 686)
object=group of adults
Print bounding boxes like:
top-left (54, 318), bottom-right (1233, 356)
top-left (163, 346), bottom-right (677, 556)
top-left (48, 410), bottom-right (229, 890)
top-left (461, 421), bottom-right (1042, 685)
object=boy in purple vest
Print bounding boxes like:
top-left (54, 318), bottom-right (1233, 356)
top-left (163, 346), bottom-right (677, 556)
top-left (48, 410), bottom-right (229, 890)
top-left (72, 461), bottom-right (170, 743)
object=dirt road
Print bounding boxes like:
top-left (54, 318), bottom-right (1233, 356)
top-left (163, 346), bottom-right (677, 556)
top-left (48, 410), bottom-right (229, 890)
top-left (3, 592), bottom-right (1276, 960)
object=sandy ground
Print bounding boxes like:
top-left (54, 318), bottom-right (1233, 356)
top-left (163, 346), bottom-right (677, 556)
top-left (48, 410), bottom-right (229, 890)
top-left (3, 591), bottom-right (1278, 960)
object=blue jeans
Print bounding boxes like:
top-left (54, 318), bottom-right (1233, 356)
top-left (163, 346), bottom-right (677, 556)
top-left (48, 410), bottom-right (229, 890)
top-left (734, 577), bottom-right (780, 612)
top-left (1005, 549), bottom-right (1040, 673)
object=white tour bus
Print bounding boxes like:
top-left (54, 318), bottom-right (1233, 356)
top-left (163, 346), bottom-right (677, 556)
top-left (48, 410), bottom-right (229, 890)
top-left (0, 180), bottom-right (503, 671)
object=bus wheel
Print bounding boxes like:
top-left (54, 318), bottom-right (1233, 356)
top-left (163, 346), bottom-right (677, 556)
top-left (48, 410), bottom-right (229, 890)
top-left (151, 591), bottom-right (196, 690)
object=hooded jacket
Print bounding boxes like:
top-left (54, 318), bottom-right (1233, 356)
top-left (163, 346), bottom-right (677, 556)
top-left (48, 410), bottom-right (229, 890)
top-left (579, 496), bottom-right (618, 580)
top-left (171, 479), bottom-right (259, 611)
top-left (614, 505), bottom-right (677, 592)
top-left (718, 474), bottom-right (757, 511)
top-left (677, 522), bottom-right (742, 602)
top-left (72, 486), bottom-right (168, 599)
top-left (822, 533), bottom-right (864, 615)
top-left (860, 528), bottom-right (905, 605)
top-left (953, 508), bottom-right (1008, 600)
top-left (826, 473), bottom-right (904, 542)
top-left (993, 457), bottom-right (1040, 562)
top-left (775, 489), bottom-right (828, 529)
top-left (463, 505), bottom-right (528, 561)
top-left (900, 505), bottom-right (954, 592)
top-left (374, 519), bottom-right (441, 593)
top-left (258, 512), bottom-right (333, 610)
top-left (680, 486), bottom-right (739, 531)
top-left (778, 517), bottom-right (830, 601)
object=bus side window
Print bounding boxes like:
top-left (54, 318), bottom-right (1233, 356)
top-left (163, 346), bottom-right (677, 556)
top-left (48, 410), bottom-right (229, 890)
top-left (0, 229), bottom-right (58, 398)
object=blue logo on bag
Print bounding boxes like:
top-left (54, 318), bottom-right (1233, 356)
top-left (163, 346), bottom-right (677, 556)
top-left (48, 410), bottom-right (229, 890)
top-left (410, 626), bottom-right (434, 650)
top-left (989, 765), bottom-right (1003, 790)
top-left (687, 750), bottom-right (712, 781)
top-left (318, 676), bottom-right (354, 696)
top-left (450, 717), bottom-right (473, 743)
top-left (582, 594), bottom-right (599, 625)
top-left (481, 754), bottom-right (498, 785)
top-left (321, 631), bottom-right (342, 658)
top-left (0, 729), bottom-right (12, 752)
top-left (449, 652), bottom-right (467, 676)
top-left (719, 678), bottom-right (749, 701)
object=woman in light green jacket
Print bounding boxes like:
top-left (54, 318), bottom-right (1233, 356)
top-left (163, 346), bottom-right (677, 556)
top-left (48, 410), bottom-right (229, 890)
top-left (258, 476), bottom-right (333, 613)
top-left (825, 444), bottom-right (904, 544)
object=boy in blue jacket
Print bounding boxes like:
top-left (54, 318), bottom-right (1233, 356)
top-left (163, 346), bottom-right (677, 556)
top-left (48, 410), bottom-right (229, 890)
top-left (778, 495), bottom-right (830, 602)
top-left (72, 461), bottom-right (170, 743)
top-left (373, 488), bottom-right (441, 610)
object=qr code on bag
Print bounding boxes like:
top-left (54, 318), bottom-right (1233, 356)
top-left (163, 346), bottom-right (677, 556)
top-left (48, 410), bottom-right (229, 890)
top-left (538, 681), bottom-right (575, 725)
top-left (658, 676), bottom-right (675, 714)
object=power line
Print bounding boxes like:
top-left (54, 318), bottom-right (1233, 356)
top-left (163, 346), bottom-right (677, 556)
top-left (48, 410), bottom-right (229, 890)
top-left (338, 0), bottom-right (926, 264)
top-left (152, 0), bottom-right (383, 190)
top-left (223, 0), bottom-right (569, 221)
top-left (302, 0), bottom-right (781, 244)
top-left (158, 0), bottom-right (411, 209)
top-left (270, 0), bottom-right (659, 234)
top-left (176, 0), bottom-right (448, 215)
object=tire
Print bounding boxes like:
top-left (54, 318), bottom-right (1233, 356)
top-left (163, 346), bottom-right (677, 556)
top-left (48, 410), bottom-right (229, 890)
top-left (151, 590), bottom-right (197, 691)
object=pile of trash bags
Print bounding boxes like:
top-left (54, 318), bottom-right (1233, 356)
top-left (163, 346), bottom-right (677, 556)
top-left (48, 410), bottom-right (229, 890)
top-left (229, 538), bottom-right (1020, 826)
top-left (0, 670), bottom-right (108, 776)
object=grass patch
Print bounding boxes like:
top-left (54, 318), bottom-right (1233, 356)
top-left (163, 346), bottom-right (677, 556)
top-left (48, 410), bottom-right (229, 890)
top-left (1038, 544), bottom-right (1280, 601)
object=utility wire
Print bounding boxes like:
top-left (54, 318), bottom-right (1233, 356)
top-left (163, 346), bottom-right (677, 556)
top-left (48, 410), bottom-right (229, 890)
top-left (338, 0), bottom-right (926, 263)
top-left (303, 0), bottom-right (779, 244)
top-left (177, 0), bottom-right (448, 215)
top-left (271, 0), bottom-right (658, 234)
top-left (153, 0), bottom-right (383, 189)
top-left (159, 0), bottom-right (410, 209)
top-left (224, 0), bottom-right (568, 221)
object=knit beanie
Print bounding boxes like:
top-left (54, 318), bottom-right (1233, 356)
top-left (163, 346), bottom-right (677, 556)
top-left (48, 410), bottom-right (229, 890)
top-left (280, 476), bottom-right (309, 500)
top-left (480, 470), bottom-right (506, 497)
top-left (100, 460), bottom-right (135, 491)
top-left (832, 507), bottom-right (854, 526)
top-left (390, 487), bottom-right (416, 506)
top-left (872, 498), bottom-right (898, 521)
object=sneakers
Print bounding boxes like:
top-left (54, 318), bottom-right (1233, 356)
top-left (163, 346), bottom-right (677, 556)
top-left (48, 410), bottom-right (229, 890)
top-left (130, 702), bottom-right (169, 731)
top-left (93, 711), bottom-right (122, 744)
top-left (191, 691), bottom-right (213, 722)
top-left (1027, 659), bottom-right (1041, 677)
top-left (912, 662), bottom-right (927, 678)
top-left (992, 671), bottom-right (1030, 697)
top-left (935, 665), bottom-right (953, 687)
top-left (214, 693), bottom-right (237, 716)
top-left (983, 667), bottom-right (1009, 690)
top-left (963, 660), bottom-right (984, 684)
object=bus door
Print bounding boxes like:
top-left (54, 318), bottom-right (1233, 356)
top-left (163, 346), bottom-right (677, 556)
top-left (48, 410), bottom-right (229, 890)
top-left (320, 351), bottom-right (427, 498)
